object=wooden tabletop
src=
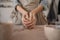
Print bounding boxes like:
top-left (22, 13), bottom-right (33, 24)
top-left (0, 24), bottom-right (48, 40)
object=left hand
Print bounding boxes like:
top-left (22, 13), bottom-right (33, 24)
top-left (28, 12), bottom-right (36, 29)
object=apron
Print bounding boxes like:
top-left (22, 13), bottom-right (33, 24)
top-left (11, 0), bottom-right (48, 25)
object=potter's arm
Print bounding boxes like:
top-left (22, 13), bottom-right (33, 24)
top-left (13, 0), bottom-right (28, 14)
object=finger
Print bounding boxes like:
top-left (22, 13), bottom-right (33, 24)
top-left (24, 14), bottom-right (29, 20)
top-left (26, 19), bottom-right (36, 27)
top-left (23, 18), bottom-right (30, 22)
top-left (24, 16), bottom-right (36, 25)
top-left (23, 15), bottom-right (36, 25)
top-left (23, 18), bottom-right (34, 25)
top-left (23, 20), bottom-right (33, 25)
top-left (26, 20), bottom-right (36, 27)
top-left (24, 15), bottom-right (27, 20)
top-left (22, 19), bottom-right (27, 27)
top-left (23, 19), bottom-right (36, 29)
top-left (22, 18), bottom-right (30, 25)
top-left (27, 25), bottom-right (34, 29)
top-left (26, 14), bottom-right (29, 19)
top-left (22, 22), bottom-right (34, 29)
top-left (29, 13), bottom-right (33, 20)
top-left (22, 16), bottom-right (29, 22)
top-left (27, 24), bottom-right (35, 29)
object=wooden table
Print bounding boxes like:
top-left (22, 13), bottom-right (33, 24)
top-left (0, 24), bottom-right (48, 40)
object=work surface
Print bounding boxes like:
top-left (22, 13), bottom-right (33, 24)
top-left (0, 24), bottom-right (56, 40)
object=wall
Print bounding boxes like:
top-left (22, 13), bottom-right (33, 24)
top-left (0, 8), bottom-right (13, 23)
top-left (0, 1), bottom-right (14, 23)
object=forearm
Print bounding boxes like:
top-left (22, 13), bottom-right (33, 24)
top-left (31, 5), bottom-right (43, 14)
top-left (16, 5), bottom-right (28, 14)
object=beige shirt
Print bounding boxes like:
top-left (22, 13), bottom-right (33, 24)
top-left (13, 0), bottom-right (48, 12)
top-left (19, 0), bottom-right (40, 12)
top-left (12, 0), bottom-right (49, 25)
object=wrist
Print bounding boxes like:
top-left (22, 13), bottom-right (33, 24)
top-left (22, 11), bottom-right (28, 15)
top-left (31, 11), bottom-right (36, 15)
top-left (17, 6), bottom-right (28, 15)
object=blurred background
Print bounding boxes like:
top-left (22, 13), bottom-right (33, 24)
top-left (0, 0), bottom-right (60, 25)
top-left (0, 0), bottom-right (60, 40)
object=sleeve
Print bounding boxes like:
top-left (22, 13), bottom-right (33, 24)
top-left (40, 0), bottom-right (49, 10)
top-left (13, 0), bottom-right (22, 11)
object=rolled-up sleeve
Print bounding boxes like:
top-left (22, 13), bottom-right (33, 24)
top-left (40, 0), bottom-right (48, 10)
top-left (13, 0), bottom-right (22, 11)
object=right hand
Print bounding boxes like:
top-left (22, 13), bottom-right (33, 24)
top-left (21, 12), bottom-right (29, 28)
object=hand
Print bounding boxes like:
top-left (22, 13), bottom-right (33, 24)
top-left (22, 11), bottom-right (28, 19)
top-left (22, 12), bottom-right (36, 29)
top-left (29, 11), bottom-right (36, 20)
top-left (28, 13), bottom-right (36, 29)
top-left (21, 12), bottom-right (29, 28)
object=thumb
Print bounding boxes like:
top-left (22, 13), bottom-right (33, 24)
top-left (26, 14), bottom-right (28, 19)
top-left (23, 14), bottom-right (29, 21)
